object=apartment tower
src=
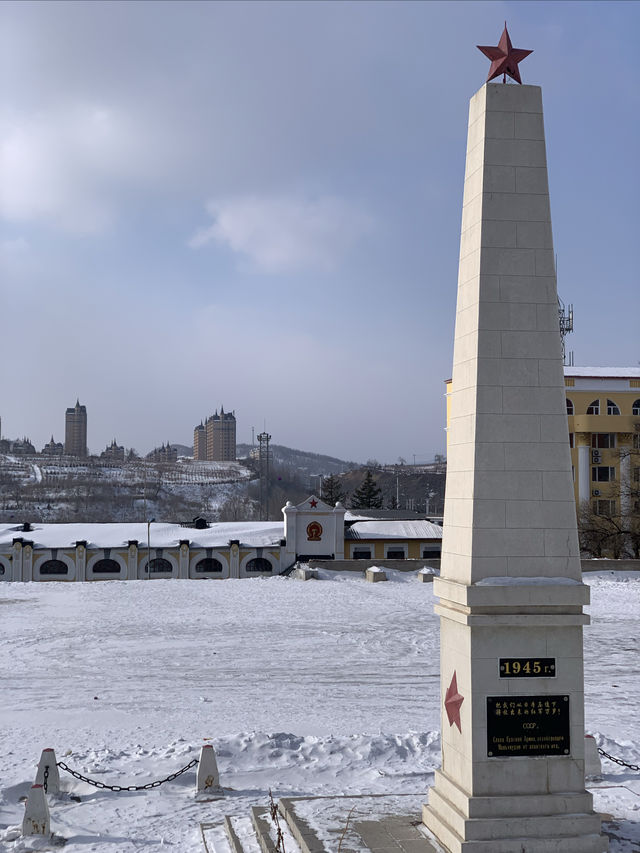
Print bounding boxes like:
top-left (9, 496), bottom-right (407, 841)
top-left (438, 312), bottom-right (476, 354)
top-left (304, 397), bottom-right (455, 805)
top-left (193, 407), bottom-right (236, 461)
top-left (64, 399), bottom-right (87, 457)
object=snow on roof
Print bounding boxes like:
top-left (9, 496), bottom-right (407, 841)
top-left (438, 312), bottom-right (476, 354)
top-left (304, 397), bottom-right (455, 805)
top-left (345, 520), bottom-right (443, 540)
top-left (344, 510), bottom-right (424, 522)
top-left (0, 521), bottom-right (284, 550)
top-left (565, 367), bottom-right (640, 378)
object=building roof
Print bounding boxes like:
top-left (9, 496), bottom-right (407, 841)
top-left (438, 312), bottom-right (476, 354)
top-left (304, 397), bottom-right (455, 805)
top-left (345, 520), bottom-right (443, 541)
top-left (0, 521), bottom-right (284, 550)
top-left (564, 367), bottom-right (640, 378)
top-left (345, 509), bottom-right (426, 522)
top-left (446, 367), bottom-right (640, 385)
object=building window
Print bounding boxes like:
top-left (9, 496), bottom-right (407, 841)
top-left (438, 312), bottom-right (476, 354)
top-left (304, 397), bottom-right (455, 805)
top-left (634, 434), bottom-right (640, 450)
top-left (593, 499), bottom-right (616, 517)
top-left (195, 558), bottom-right (223, 573)
top-left (566, 398), bottom-right (574, 415)
top-left (586, 400), bottom-right (600, 415)
top-left (422, 547), bottom-right (441, 558)
top-left (148, 558), bottom-right (172, 573)
top-left (632, 399), bottom-right (640, 416)
top-left (352, 548), bottom-right (371, 560)
top-left (592, 467), bottom-right (616, 482)
top-left (92, 559), bottom-right (121, 574)
top-left (386, 549), bottom-right (406, 560)
top-left (592, 433), bottom-right (616, 449)
top-left (569, 433), bottom-right (574, 448)
top-left (606, 399), bottom-right (621, 415)
top-left (40, 560), bottom-right (68, 575)
top-left (245, 557), bottom-right (272, 572)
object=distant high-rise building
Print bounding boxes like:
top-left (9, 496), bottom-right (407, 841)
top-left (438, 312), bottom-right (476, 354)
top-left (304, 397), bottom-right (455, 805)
top-left (193, 422), bottom-right (207, 460)
top-left (64, 400), bottom-right (87, 457)
top-left (193, 407), bottom-right (236, 461)
top-left (207, 407), bottom-right (236, 461)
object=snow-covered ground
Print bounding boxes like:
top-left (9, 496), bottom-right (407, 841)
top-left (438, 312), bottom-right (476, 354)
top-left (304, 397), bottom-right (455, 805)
top-left (0, 570), bottom-right (638, 852)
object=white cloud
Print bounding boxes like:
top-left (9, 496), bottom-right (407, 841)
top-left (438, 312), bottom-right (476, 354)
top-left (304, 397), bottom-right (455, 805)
top-left (189, 195), bottom-right (373, 273)
top-left (0, 105), bottom-right (154, 233)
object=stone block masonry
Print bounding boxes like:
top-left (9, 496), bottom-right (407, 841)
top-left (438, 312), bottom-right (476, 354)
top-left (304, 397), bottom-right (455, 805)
top-left (422, 83), bottom-right (608, 853)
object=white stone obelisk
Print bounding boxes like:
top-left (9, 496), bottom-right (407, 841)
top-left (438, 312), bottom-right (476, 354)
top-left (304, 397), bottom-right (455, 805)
top-left (422, 83), bottom-right (608, 852)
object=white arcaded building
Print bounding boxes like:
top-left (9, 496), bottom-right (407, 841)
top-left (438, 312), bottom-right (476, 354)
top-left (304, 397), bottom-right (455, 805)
top-left (0, 496), bottom-right (443, 582)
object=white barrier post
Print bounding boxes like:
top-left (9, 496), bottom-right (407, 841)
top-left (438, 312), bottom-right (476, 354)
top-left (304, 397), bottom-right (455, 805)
top-left (22, 784), bottom-right (50, 837)
top-left (584, 735), bottom-right (603, 778)
top-left (196, 744), bottom-right (221, 793)
top-left (35, 748), bottom-right (60, 794)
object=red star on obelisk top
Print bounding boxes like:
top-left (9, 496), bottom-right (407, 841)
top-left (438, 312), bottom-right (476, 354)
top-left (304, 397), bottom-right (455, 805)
top-left (477, 23), bottom-right (532, 84)
top-left (444, 671), bottom-right (464, 732)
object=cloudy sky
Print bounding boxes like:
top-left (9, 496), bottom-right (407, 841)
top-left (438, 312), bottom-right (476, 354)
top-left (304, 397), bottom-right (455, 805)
top-left (1, 1), bottom-right (638, 463)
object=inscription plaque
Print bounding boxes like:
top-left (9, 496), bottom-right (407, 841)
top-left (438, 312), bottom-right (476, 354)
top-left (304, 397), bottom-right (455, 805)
top-left (487, 695), bottom-right (570, 757)
top-left (499, 658), bottom-right (556, 678)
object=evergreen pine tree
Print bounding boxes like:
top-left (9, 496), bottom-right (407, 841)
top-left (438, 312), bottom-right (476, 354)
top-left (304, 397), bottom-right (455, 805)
top-left (321, 474), bottom-right (347, 506)
top-left (351, 470), bottom-right (383, 509)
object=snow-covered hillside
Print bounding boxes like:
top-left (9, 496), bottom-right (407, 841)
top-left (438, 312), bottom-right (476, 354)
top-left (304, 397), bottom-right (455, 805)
top-left (0, 571), bottom-right (638, 851)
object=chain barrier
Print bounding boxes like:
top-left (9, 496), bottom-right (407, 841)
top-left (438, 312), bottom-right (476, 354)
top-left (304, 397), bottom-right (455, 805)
top-left (43, 764), bottom-right (49, 794)
top-left (56, 758), bottom-right (199, 792)
top-left (598, 748), bottom-right (640, 772)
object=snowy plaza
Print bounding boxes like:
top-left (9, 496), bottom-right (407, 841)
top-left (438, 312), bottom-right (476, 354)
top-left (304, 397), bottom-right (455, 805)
top-left (0, 570), bottom-right (639, 851)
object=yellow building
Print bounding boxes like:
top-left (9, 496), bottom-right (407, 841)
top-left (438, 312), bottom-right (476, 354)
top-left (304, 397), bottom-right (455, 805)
top-left (445, 367), bottom-right (640, 521)
top-left (565, 368), bottom-right (640, 517)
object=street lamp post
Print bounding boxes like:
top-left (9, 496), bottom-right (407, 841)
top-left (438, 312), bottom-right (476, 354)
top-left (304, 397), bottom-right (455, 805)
top-left (146, 517), bottom-right (155, 578)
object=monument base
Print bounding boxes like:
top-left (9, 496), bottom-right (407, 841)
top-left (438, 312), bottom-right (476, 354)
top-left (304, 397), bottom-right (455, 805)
top-left (423, 770), bottom-right (608, 853)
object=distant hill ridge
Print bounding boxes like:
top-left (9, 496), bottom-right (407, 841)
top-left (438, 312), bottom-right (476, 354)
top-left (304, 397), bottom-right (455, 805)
top-left (236, 443), bottom-right (358, 476)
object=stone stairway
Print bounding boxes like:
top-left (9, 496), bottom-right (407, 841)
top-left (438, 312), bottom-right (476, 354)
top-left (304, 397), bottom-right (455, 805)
top-left (202, 796), bottom-right (442, 853)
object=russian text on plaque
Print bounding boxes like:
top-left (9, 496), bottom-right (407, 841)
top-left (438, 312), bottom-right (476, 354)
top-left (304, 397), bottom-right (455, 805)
top-left (486, 695), bottom-right (570, 757)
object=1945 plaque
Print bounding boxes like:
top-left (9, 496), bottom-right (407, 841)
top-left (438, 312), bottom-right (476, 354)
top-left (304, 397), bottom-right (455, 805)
top-left (487, 695), bottom-right (570, 757)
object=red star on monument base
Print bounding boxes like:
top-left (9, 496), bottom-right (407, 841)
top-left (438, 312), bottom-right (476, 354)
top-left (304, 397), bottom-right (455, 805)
top-left (477, 23), bottom-right (532, 85)
top-left (444, 671), bottom-right (464, 732)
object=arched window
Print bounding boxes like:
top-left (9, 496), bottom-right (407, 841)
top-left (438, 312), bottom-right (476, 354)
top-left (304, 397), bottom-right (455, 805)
top-left (0, 565), bottom-right (4, 575)
top-left (586, 399), bottom-right (600, 415)
top-left (566, 398), bottom-right (574, 415)
top-left (148, 557), bottom-right (172, 574)
top-left (92, 559), bottom-right (121, 574)
top-left (195, 558), bottom-right (223, 573)
top-left (245, 557), bottom-right (272, 573)
top-left (607, 399), bottom-right (621, 415)
top-left (40, 560), bottom-right (68, 575)
top-left (632, 399), bottom-right (640, 416)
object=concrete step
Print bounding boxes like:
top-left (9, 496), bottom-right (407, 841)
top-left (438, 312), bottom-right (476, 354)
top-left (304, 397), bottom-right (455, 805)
top-left (200, 814), bottom-right (268, 853)
top-left (251, 806), bottom-right (278, 853)
top-left (427, 786), bottom-right (603, 842)
top-left (423, 805), bottom-right (608, 853)
top-left (224, 816), bottom-right (245, 853)
top-left (278, 797), bottom-right (328, 853)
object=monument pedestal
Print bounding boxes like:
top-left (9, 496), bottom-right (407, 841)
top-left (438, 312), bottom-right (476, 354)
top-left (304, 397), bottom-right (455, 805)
top-left (423, 581), bottom-right (606, 853)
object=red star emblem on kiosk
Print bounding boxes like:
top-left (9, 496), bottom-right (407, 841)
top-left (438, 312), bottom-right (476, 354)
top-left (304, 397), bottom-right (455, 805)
top-left (444, 671), bottom-right (464, 732)
top-left (477, 24), bottom-right (532, 84)
top-left (309, 499), bottom-right (318, 508)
